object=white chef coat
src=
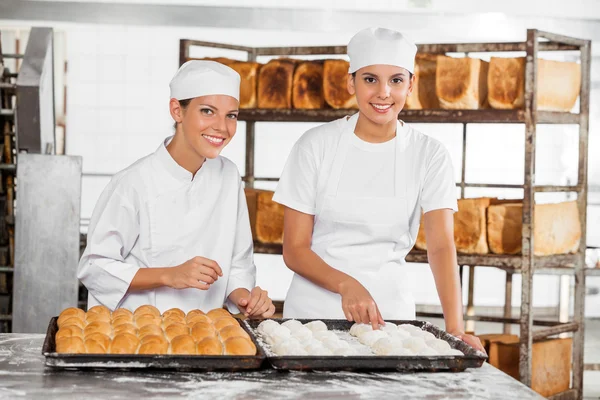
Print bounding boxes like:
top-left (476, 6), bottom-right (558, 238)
top-left (273, 113), bottom-right (458, 320)
top-left (78, 137), bottom-right (256, 314)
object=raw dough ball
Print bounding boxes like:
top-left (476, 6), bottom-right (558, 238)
top-left (350, 323), bottom-right (372, 337)
top-left (389, 329), bottom-right (411, 340)
top-left (280, 346), bottom-right (308, 356)
top-left (411, 330), bottom-right (436, 341)
top-left (290, 326), bottom-right (313, 341)
top-left (333, 347), bottom-right (358, 356)
top-left (426, 338), bottom-right (452, 353)
top-left (282, 319), bottom-right (304, 331)
top-left (372, 337), bottom-right (405, 355)
top-left (272, 338), bottom-right (301, 355)
top-left (402, 336), bottom-right (427, 353)
top-left (444, 349), bottom-right (464, 356)
top-left (398, 324), bottom-right (421, 334)
top-left (313, 330), bottom-right (338, 342)
top-left (416, 346), bottom-right (439, 356)
top-left (358, 330), bottom-right (388, 346)
top-left (304, 320), bottom-right (328, 332)
top-left (387, 347), bottom-right (414, 356)
top-left (258, 320), bottom-right (280, 335)
top-left (265, 325), bottom-right (291, 345)
top-left (304, 341), bottom-right (332, 356)
top-left (380, 322), bottom-right (398, 334)
top-left (322, 338), bottom-right (350, 351)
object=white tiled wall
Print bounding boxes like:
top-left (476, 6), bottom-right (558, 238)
top-left (36, 22), bottom-right (596, 316)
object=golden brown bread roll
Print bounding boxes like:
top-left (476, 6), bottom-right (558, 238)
top-left (112, 315), bottom-right (134, 327)
top-left (165, 323), bottom-right (190, 341)
top-left (60, 316), bottom-right (85, 329)
top-left (138, 335), bottom-right (169, 355)
top-left (230, 61), bottom-right (262, 109)
top-left (56, 336), bottom-right (86, 354)
top-left (186, 314), bottom-right (211, 327)
top-left (87, 305), bottom-right (111, 317)
top-left (85, 339), bottom-right (107, 354)
top-left (109, 333), bottom-right (140, 354)
top-left (218, 325), bottom-right (248, 341)
top-left (186, 309), bottom-right (205, 318)
top-left (111, 308), bottom-right (133, 320)
top-left (57, 307), bottom-right (86, 327)
top-left (85, 312), bottom-right (111, 324)
top-left (55, 325), bottom-right (84, 341)
top-left (85, 332), bottom-right (111, 349)
top-left (323, 60), bottom-right (358, 109)
top-left (190, 322), bottom-right (216, 342)
top-left (135, 314), bottom-right (162, 328)
top-left (170, 335), bottom-right (197, 355)
top-left (258, 59), bottom-right (297, 108)
top-left (84, 321), bottom-right (112, 338)
top-left (292, 61), bottom-right (324, 109)
top-left (113, 323), bottom-right (137, 336)
top-left (134, 305), bottom-right (161, 318)
top-left (223, 337), bottom-right (256, 356)
top-left (207, 308), bottom-right (232, 321)
top-left (138, 324), bottom-right (164, 339)
top-left (213, 317), bottom-right (238, 331)
top-left (162, 308), bottom-right (185, 320)
top-left (196, 337), bottom-right (223, 355)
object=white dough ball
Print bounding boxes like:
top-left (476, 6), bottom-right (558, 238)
top-left (322, 338), bottom-right (350, 351)
top-left (304, 320), bottom-right (328, 332)
top-left (380, 322), bottom-right (398, 334)
top-left (398, 324), bottom-right (421, 333)
top-left (282, 319), bottom-right (304, 331)
top-left (426, 338), bottom-right (451, 353)
top-left (386, 346), bottom-right (414, 356)
top-left (282, 346), bottom-right (308, 356)
top-left (313, 330), bottom-right (338, 342)
top-left (305, 342), bottom-right (332, 356)
top-left (290, 326), bottom-right (313, 341)
top-left (416, 346), bottom-right (439, 356)
top-left (272, 338), bottom-right (301, 354)
top-left (333, 347), bottom-right (358, 356)
top-left (265, 325), bottom-right (291, 345)
top-left (358, 330), bottom-right (388, 346)
top-left (257, 320), bottom-right (280, 335)
top-left (444, 349), bottom-right (464, 356)
top-left (350, 323), bottom-right (372, 337)
top-left (411, 330), bottom-right (436, 341)
top-left (389, 329), bottom-right (411, 340)
top-left (402, 336), bottom-right (427, 353)
top-left (372, 337), bottom-right (405, 356)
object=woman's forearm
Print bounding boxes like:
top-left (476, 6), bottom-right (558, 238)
top-left (428, 245), bottom-right (464, 334)
top-left (128, 268), bottom-right (171, 292)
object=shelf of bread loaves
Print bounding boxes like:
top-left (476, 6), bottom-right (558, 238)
top-left (189, 55), bottom-right (582, 124)
top-left (246, 189), bottom-right (589, 274)
top-left (54, 305), bottom-right (257, 355)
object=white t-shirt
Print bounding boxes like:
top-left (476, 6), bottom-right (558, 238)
top-left (273, 117), bottom-right (458, 245)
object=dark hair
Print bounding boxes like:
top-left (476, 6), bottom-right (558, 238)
top-left (173, 98), bottom-right (192, 129)
top-left (351, 71), bottom-right (414, 79)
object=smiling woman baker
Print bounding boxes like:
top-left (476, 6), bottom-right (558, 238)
top-left (78, 60), bottom-right (275, 319)
top-left (274, 28), bottom-right (484, 352)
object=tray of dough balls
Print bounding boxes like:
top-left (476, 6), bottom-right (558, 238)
top-left (42, 305), bottom-right (266, 371)
top-left (244, 319), bottom-right (487, 372)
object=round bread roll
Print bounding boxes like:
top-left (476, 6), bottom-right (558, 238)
top-left (87, 305), bottom-right (111, 317)
top-left (223, 337), bottom-right (256, 356)
top-left (55, 325), bottom-right (84, 341)
top-left (56, 336), bottom-right (86, 354)
top-left (134, 305), bottom-right (161, 318)
top-left (170, 334), bottom-right (197, 355)
top-left (190, 322), bottom-right (217, 342)
top-left (110, 333), bottom-right (140, 354)
top-left (213, 317), bottom-right (238, 331)
top-left (57, 307), bottom-right (85, 327)
top-left (196, 337), bottom-right (223, 355)
top-left (162, 308), bottom-right (185, 320)
top-left (186, 314), bottom-right (211, 327)
top-left (138, 337), bottom-right (169, 355)
top-left (186, 309), bottom-right (205, 318)
top-left (111, 308), bottom-right (133, 320)
top-left (85, 312), bottom-right (111, 324)
top-left (84, 338), bottom-right (107, 354)
top-left (219, 325), bottom-right (247, 341)
top-left (85, 332), bottom-right (111, 349)
top-left (138, 324), bottom-right (164, 339)
top-left (112, 315), bottom-right (133, 327)
top-left (134, 314), bottom-right (162, 328)
top-left (165, 323), bottom-right (190, 341)
top-left (59, 316), bottom-right (85, 330)
top-left (207, 308), bottom-right (232, 321)
top-left (162, 316), bottom-right (185, 329)
top-left (113, 323), bottom-right (137, 336)
top-left (84, 321), bottom-right (112, 337)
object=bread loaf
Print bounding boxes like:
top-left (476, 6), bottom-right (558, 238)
top-left (436, 56), bottom-right (489, 109)
top-left (488, 57), bottom-right (581, 111)
top-left (258, 59), bottom-right (296, 108)
top-left (323, 59), bottom-right (358, 109)
top-left (487, 201), bottom-right (581, 255)
top-left (292, 61), bottom-right (325, 109)
top-left (405, 54), bottom-right (439, 110)
top-left (257, 190), bottom-right (284, 244)
top-left (230, 61), bottom-right (261, 108)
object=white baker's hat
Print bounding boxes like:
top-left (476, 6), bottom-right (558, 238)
top-left (169, 60), bottom-right (240, 101)
top-left (347, 27), bottom-right (417, 74)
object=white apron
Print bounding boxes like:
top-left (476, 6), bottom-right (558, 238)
top-left (284, 114), bottom-right (416, 320)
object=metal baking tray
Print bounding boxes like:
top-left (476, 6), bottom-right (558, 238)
top-left (42, 317), bottom-right (266, 371)
top-left (244, 319), bottom-right (487, 372)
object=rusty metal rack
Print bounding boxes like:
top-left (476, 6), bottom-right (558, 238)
top-left (180, 29), bottom-right (591, 400)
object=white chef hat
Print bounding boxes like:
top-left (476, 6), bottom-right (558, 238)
top-left (347, 27), bottom-right (417, 74)
top-left (169, 60), bottom-right (240, 101)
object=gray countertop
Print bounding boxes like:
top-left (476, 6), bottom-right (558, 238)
top-left (0, 334), bottom-right (544, 400)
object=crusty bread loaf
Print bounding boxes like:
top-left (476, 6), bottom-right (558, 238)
top-left (293, 61), bottom-right (325, 109)
top-left (197, 337), bottom-right (224, 355)
top-left (323, 59), bottom-right (358, 109)
top-left (487, 201), bottom-right (581, 255)
top-left (162, 308), bottom-right (186, 320)
top-left (213, 317), bottom-right (238, 331)
top-left (134, 305), bottom-right (161, 318)
top-left (109, 333), bottom-right (140, 354)
top-left (257, 190), bottom-right (284, 244)
top-left (436, 56), bottom-right (489, 109)
top-left (414, 198), bottom-right (492, 254)
top-left (258, 58), bottom-right (296, 108)
top-left (229, 61), bottom-right (261, 108)
top-left (57, 307), bottom-right (85, 327)
top-left (165, 323), bottom-right (190, 341)
top-left (224, 337), bottom-right (256, 356)
top-left (170, 335), bottom-right (197, 355)
top-left (404, 60), bottom-right (422, 110)
top-left (488, 57), bottom-right (581, 111)
top-left (405, 54), bottom-right (439, 110)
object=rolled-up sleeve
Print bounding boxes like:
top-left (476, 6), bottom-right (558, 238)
top-left (77, 183), bottom-right (141, 311)
top-left (224, 180), bottom-right (257, 313)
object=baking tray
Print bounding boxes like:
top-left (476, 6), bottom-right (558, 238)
top-left (42, 317), bottom-right (266, 371)
top-left (244, 319), bottom-right (487, 372)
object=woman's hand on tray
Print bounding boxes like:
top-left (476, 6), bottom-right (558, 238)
top-left (229, 286), bottom-right (276, 319)
top-left (449, 330), bottom-right (487, 354)
top-left (338, 278), bottom-right (385, 330)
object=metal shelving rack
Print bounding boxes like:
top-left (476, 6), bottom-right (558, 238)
top-left (180, 29), bottom-right (591, 400)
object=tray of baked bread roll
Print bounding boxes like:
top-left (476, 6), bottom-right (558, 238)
top-left (244, 319), bottom-right (487, 372)
top-left (42, 305), bottom-right (266, 371)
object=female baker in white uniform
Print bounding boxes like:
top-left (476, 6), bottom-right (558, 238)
top-left (78, 60), bottom-right (275, 318)
top-left (274, 28), bottom-right (483, 351)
